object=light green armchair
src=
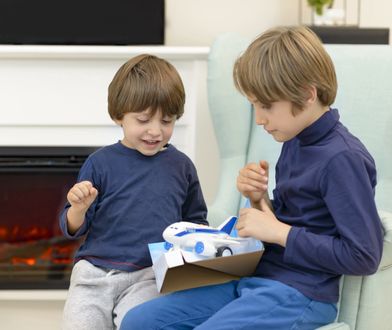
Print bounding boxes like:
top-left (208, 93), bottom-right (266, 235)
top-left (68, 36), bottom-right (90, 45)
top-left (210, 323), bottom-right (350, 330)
top-left (206, 33), bottom-right (392, 329)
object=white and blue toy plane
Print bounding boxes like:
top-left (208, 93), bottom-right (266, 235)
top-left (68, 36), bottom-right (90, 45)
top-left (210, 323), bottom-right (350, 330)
top-left (162, 216), bottom-right (246, 258)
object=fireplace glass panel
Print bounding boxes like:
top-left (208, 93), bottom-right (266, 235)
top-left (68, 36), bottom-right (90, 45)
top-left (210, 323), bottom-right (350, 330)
top-left (0, 146), bottom-right (98, 289)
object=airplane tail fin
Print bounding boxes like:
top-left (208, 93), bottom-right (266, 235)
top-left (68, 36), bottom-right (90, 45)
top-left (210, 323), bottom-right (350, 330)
top-left (217, 216), bottom-right (238, 234)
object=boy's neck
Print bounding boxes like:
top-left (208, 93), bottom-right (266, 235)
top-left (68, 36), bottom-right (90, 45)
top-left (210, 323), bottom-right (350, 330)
top-left (305, 102), bottom-right (330, 128)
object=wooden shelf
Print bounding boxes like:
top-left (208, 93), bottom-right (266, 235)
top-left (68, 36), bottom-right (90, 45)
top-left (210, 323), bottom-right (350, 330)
top-left (309, 26), bottom-right (390, 44)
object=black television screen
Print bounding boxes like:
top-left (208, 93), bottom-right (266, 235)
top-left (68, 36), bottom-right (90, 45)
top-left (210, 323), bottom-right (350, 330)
top-left (0, 0), bottom-right (164, 45)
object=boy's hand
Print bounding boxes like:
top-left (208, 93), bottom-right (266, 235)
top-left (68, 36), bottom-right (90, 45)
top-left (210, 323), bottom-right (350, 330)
top-left (236, 199), bottom-right (291, 247)
top-left (67, 181), bottom-right (98, 212)
top-left (237, 160), bottom-right (269, 205)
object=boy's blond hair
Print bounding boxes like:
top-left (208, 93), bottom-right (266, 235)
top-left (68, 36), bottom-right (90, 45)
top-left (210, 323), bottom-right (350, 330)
top-left (108, 54), bottom-right (185, 120)
top-left (233, 26), bottom-right (337, 113)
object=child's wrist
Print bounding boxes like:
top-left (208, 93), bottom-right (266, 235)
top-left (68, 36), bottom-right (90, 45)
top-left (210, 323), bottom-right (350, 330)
top-left (276, 223), bottom-right (291, 247)
top-left (68, 205), bottom-right (88, 216)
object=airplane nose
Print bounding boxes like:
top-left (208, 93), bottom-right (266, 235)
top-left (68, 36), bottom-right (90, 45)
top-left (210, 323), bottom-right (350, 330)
top-left (164, 241), bottom-right (173, 250)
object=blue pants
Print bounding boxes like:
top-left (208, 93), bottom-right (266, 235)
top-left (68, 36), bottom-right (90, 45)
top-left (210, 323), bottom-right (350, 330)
top-left (120, 277), bottom-right (337, 330)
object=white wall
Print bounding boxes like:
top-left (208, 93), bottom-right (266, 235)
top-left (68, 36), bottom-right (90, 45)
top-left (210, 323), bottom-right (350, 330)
top-left (165, 0), bottom-right (299, 46)
top-left (166, 0), bottom-right (299, 204)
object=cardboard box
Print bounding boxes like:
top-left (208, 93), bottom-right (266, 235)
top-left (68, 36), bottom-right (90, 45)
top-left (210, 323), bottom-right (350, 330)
top-left (149, 239), bottom-right (264, 293)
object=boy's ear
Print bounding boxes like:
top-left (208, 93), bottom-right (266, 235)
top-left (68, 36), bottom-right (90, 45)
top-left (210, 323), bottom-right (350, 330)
top-left (306, 85), bottom-right (318, 104)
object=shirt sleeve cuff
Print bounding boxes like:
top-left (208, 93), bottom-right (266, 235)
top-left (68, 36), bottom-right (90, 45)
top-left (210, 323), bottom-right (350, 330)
top-left (60, 209), bottom-right (85, 239)
top-left (284, 226), bottom-right (301, 263)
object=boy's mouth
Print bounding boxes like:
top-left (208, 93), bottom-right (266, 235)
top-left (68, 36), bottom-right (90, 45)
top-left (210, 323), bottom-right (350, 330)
top-left (143, 139), bottom-right (161, 146)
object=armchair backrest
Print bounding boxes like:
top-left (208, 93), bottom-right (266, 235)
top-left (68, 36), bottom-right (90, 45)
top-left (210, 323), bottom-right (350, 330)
top-left (207, 33), bottom-right (392, 330)
top-left (207, 33), bottom-right (392, 223)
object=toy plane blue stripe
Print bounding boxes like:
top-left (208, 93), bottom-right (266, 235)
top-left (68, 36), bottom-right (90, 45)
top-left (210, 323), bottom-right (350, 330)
top-left (174, 217), bottom-right (238, 238)
top-left (175, 228), bottom-right (221, 237)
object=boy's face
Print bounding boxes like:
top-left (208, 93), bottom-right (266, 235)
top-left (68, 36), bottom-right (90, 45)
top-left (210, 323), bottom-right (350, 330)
top-left (247, 95), bottom-right (324, 142)
top-left (115, 108), bottom-right (176, 156)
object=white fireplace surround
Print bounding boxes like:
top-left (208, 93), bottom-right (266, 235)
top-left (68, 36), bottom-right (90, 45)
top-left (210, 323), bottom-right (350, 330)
top-left (0, 45), bottom-right (209, 330)
top-left (0, 45), bottom-right (209, 159)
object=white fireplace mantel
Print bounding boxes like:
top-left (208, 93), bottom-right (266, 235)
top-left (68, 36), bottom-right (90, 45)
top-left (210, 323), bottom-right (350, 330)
top-left (0, 45), bottom-right (209, 60)
top-left (0, 45), bottom-right (209, 161)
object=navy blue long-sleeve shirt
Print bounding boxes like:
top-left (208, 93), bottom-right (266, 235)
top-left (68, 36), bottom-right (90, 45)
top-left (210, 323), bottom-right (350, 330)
top-left (59, 142), bottom-right (208, 271)
top-left (255, 109), bottom-right (383, 303)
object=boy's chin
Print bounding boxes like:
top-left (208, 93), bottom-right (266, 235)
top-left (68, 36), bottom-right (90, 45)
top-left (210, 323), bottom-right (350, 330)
top-left (271, 132), bottom-right (293, 143)
top-left (273, 137), bottom-right (287, 143)
top-left (137, 145), bottom-right (164, 156)
top-left (270, 134), bottom-right (285, 142)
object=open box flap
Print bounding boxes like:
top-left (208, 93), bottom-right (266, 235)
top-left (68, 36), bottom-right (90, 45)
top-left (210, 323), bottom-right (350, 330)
top-left (191, 250), bottom-right (263, 276)
top-left (159, 263), bottom-right (240, 293)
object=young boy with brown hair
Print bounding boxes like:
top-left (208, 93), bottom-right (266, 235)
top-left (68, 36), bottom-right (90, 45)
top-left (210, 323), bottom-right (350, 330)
top-left (59, 54), bottom-right (208, 330)
top-left (119, 26), bottom-right (383, 330)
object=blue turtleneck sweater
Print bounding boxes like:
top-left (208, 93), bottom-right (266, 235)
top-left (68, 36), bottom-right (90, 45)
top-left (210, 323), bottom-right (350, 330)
top-left (255, 108), bottom-right (383, 303)
top-left (59, 142), bottom-right (208, 272)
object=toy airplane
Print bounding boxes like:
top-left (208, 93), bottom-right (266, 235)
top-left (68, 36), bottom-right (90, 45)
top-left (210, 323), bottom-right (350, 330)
top-left (163, 216), bottom-right (246, 257)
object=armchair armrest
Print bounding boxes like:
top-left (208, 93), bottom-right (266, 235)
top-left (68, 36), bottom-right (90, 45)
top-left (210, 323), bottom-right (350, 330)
top-left (378, 210), bottom-right (392, 270)
top-left (319, 210), bottom-right (392, 330)
top-left (317, 322), bottom-right (350, 330)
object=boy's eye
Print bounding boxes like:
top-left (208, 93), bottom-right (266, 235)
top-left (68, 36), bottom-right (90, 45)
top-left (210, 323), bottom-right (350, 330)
top-left (136, 118), bottom-right (149, 124)
top-left (162, 118), bottom-right (175, 124)
top-left (253, 101), bottom-right (271, 110)
top-left (251, 99), bottom-right (271, 110)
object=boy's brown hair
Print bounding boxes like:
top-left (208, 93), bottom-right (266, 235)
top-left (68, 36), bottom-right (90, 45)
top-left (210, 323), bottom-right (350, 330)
top-left (233, 26), bottom-right (337, 113)
top-left (108, 54), bottom-right (185, 120)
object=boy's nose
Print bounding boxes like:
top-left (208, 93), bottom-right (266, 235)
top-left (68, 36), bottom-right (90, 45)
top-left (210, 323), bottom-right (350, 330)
top-left (147, 123), bottom-right (161, 136)
top-left (255, 112), bottom-right (267, 126)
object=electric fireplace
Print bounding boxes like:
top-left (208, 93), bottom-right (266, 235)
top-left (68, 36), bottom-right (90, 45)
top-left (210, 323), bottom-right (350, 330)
top-left (0, 146), bottom-right (98, 289)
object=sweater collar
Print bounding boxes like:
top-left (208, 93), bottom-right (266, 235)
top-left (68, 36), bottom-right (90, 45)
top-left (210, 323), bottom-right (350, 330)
top-left (296, 108), bottom-right (339, 145)
top-left (114, 141), bottom-right (172, 157)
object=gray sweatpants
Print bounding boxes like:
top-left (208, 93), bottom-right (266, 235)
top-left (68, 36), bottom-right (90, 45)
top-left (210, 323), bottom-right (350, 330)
top-left (62, 260), bottom-right (161, 330)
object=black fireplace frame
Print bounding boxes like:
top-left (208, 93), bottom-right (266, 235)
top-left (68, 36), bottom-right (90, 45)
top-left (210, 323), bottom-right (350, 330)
top-left (0, 146), bottom-right (99, 290)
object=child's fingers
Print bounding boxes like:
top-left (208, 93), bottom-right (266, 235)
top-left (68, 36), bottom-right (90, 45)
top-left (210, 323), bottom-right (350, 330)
top-left (238, 183), bottom-right (264, 195)
top-left (89, 187), bottom-right (99, 199)
top-left (239, 166), bottom-right (267, 182)
top-left (67, 190), bottom-right (83, 203)
top-left (238, 170), bottom-right (267, 190)
top-left (238, 180), bottom-right (267, 194)
top-left (90, 186), bottom-right (98, 194)
top-left (74, 186), bottom-right (90, 200)
top-left (69, 182), bottom-right (94, 201)
top-left (259, 160), bottom-right (269, 176)
top-left (77, 181), bottom-right (93, 195)
top-left (260, 198), bottom-right (272, 213)
top-left (246, 162), bottom-right (267, 175)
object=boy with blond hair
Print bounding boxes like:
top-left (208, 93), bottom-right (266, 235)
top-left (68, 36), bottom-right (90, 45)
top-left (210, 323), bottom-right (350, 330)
top-left (119, 26), bottom-right (383, 330)
top-left (60, 54), bottom-right (208, 330)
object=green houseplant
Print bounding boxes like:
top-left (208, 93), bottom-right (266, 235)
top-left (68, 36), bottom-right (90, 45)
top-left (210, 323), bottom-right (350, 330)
top-left (307, 0), bottom-right (334, 16)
